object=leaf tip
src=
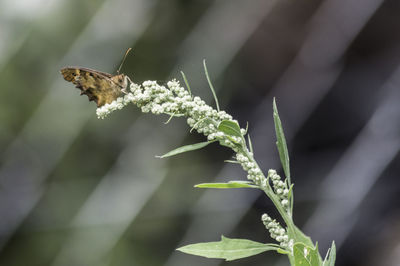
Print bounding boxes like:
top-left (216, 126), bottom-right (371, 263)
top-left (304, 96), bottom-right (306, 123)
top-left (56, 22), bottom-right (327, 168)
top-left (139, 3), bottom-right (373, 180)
top-left (273, 98), bottom-right (279, 115)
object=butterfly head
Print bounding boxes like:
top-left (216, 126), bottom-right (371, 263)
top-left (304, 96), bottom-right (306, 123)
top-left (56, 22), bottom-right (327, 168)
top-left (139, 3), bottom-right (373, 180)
top-left (111, 74), bottom-right (128, 89)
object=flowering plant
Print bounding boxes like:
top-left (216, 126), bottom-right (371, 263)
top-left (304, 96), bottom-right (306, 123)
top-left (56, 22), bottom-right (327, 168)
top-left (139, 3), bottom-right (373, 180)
top-left (95, 61), bottom-right (336, 266)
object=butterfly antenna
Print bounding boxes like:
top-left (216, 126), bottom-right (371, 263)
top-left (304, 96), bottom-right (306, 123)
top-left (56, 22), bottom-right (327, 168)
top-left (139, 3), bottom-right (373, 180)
top-left (117, 48), bottom-right (132, 74)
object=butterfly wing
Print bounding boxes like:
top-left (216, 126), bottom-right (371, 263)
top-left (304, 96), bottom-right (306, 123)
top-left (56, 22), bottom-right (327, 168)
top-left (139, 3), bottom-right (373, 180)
top-left (60, 67), bottom-right (124, 107)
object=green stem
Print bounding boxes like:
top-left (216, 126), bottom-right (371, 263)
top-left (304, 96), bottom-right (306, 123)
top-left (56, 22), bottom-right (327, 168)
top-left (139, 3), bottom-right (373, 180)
top-left (246, 154), bottom-right (294, 229)
top-left (239, 145), bottom-right (317, 257)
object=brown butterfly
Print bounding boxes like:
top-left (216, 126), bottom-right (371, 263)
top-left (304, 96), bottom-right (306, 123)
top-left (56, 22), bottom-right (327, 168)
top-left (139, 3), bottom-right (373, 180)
top-left (60, 48), bottom-right (132, 107)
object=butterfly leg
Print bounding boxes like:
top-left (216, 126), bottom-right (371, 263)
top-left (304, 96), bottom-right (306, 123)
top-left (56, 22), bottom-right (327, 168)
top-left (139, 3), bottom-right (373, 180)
top-left (123, 76), bottom-right (134, 94)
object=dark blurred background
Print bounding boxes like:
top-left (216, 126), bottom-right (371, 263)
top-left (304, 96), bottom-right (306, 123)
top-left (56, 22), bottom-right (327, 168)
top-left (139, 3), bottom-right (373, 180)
top-left (1, 0), bottom-right (399, 265)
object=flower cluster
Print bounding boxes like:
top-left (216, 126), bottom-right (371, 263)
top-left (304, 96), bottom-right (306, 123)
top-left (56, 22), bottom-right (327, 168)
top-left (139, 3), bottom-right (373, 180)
top-left (235, 152), bottom-right (267, 187)
top-left (95, 76), bottom-right (304, 255)
top-left (262, 213), bottom-right (293, 250)
top-left (268, 169), bottom-right (290, 213)
top-left (97, 79), bottom-right (242, 149)
top-left (96, 94), bottom-right (134, 119)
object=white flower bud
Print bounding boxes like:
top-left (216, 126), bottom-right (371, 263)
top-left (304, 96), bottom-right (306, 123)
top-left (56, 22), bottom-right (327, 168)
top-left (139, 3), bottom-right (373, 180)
top-left (261, 214), bottom-right (270, 221)
top-left (207, 134), bottom-right (215, 141)
top-left (268, 222), bottom-right (275, 228)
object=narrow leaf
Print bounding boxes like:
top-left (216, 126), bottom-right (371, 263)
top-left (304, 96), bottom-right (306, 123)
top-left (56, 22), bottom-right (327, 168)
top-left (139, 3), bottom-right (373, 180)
top-left (177, 236), bottom-right (282, 261)
top-left (218, 120), bottom-right (242, 138)
top-left (195, 181), bottom-right (259, 189)
top-left (157, 141), bottom-right (215, 158)
top-left (224, 160), bottom-right (240, 164)
top-left (287, 225), bottom-right (315, 249)
top-left (293, 243), bottom-right (320, 266)
top-left (273, 98), bottom-right (291, 185)
top-left (323, 241), bottom-right (336, 266)
top-left (164, 112), bottom-right (177, 124)
top-left (288, 183), bottom-right (294, 216)
top-left (203, 59), bottom-right (220, 111)
top-left (180, 71), bottom-right (192, 97)
top-left (248, 134), bottom-right (254, 154)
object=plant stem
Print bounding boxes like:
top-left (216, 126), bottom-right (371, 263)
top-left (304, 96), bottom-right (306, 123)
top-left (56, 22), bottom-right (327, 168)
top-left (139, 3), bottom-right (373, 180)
top-left (241, 147), bottom-right (296, 237)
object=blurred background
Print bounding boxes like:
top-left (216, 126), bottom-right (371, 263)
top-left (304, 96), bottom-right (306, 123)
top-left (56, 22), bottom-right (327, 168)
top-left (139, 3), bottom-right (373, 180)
top-left (0, 0), bottom-right (399, 265)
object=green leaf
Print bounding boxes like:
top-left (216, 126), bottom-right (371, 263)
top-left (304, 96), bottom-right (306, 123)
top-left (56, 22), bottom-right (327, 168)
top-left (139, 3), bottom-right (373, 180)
top-left (180, 71), bottom-right (192, 97)
top-left (224, 160), bottom-right (240, 164)
top-left (218, 120), bottom-right (242, 138)
top-left (157, 141), bottom-right (215, 158)
top-left (248, 134), bottom-right (254, 154)
top-left (293, 243), bottom-right (321, 266)
top-left (323, 241), bottom-right (336, 266)
top-left (195, 181), bottom-right (259, 189)
top-left (288, 225), bottom-right (315, 249)
top-left (288, 183), bottom-right (294, 215)
top-left (203, 59), bottom-right (220, 111)
top-left (164, 111), bottom-right (178, 124)
top-left (177, 236), bottom-right (283, 261)
top-left (273, 98), bottom-right (291, 185)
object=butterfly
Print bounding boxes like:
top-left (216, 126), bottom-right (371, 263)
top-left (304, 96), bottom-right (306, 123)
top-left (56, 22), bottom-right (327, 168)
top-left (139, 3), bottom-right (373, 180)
top-left (60, 48), bottom-right (132, 107)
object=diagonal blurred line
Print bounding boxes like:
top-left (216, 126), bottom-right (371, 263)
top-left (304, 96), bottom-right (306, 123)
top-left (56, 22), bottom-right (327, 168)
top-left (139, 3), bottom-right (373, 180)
top-left (0, 30), bottom-right (30, 73)
top-left (303, 69), bottom-right (400, 250)
top-left (50, 0), bottom-right (279, 265)
top-left (172, 0), bottom-right (277, 86)
top-left (0, 0), bottom-right (66, 141)
top-left (0, 0), bottom-right (154, 250)
top-left (50, 116), bottom-right (187, 266)
top-left (0, 0), bottom-right (64, 71)
top-left (254, 0), bottom-right (384, 145)
top-left (165, 1), bottom-right (384, 265)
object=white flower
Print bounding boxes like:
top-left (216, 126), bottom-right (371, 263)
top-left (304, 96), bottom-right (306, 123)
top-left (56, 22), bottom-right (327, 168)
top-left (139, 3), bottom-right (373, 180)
top-left (207, 134), bottom-right (215, 141)
top-left (268, 169), bottom-right (277, 176)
